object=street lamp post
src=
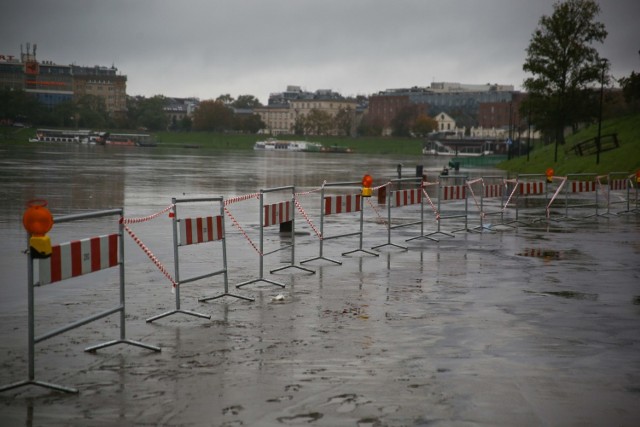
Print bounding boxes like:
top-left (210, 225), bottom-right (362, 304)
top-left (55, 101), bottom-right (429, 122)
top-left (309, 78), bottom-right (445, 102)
top-left (596, 58), bottom-right (608, 165)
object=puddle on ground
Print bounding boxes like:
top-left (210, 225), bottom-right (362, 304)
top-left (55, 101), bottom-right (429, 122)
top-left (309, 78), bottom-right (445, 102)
top-left (325, 393), bottom-right (370, 413)
top-left (517, 248), bottom-right (583, 260)
top-left (632, 296), bottom-right (640, 305)
top-left (525, 290), bottom-right (599, 301)
top-left (277, 412), bottom-right (323, 424)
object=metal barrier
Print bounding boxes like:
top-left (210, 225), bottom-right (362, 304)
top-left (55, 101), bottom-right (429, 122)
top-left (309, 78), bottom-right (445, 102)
top-left (599, 172), bottom-right (632, 215)
top-left (423, 174), bottom-right (469, 241)
top-left (562, 173), bottom-right (599, 219)
top-left (632, 175), bottom-right (640, 213)
top-left (372, 177), bottom-right (424, 250)
top-left (146, 197), bottom-right (253, 323)
top-left (466, 175), bottom-right (514, 232)
top-left (301, 181), bottom-right (378, 265)
top-left (0, 208), bottom-right (160, 394)
top-left (508, 173), bottom-right (549, 223)
top-left (237, 186), bottom-right (314, 288)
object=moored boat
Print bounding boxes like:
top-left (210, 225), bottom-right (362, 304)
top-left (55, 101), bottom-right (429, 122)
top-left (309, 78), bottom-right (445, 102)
top-left (254, 139), bottom-right (323, 152)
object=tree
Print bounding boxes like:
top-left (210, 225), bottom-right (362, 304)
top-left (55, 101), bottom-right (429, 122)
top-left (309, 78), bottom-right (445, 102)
top-left (192, 100), bottom-right (233, 131)
top-left (412, 114), bottom-right (437, 137)
top-left (137, 95), bottom-right (169, 131)
top-left (304, 109), bottom-right (333, 135)
top-left (522, 0), bottom-right (607, 161)
top-left (619, 71), bottom-right (640, 112)
top-left (357, 113), bottom-right (384, 136)
top-left (334, 107), bottom-right (354, 136)
top-left (391, 104), bottom-right (423, 137)
top-left (216, 94), bottom-right (234, 105)
top-left (233, 95), bottom-right (262, 109)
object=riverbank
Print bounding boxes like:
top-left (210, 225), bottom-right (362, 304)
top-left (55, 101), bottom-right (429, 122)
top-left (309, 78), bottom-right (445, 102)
top-left (3, 112), bottom-right (638, 174)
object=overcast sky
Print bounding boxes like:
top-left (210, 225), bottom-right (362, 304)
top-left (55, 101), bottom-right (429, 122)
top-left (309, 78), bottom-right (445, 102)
top-left (1, 0), bottom-right (638, 104)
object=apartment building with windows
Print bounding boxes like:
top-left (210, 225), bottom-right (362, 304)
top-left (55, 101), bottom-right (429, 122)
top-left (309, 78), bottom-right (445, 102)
top-left (0, 43), bottom-right (127, 115)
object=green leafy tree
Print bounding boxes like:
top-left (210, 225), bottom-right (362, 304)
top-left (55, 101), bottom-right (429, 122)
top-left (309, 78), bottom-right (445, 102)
top-left (356, 113), bottom-right (384, 137)
top-left (304, 109), bottom-right (333, 135)
top-left (619, 71), bottom-right (640, 112)
top-left (0, 88), bottom-right (46, 125)
top-left (334, 107), bottom-right (354, 136)
top-left (216, 94), bottom-right (234, 105)
top-left (192, 100), bottom-right (233, 131)
top-left (232, 114), bottom-right (265, 133)
top-left (233, 95), bottom-right (262, 109)
top-left (391, 104), bottom-right (423, 137)
top-left (412, 114), bottom-right (438, 137)
top-left (522, 0), bottom-right (607, 161)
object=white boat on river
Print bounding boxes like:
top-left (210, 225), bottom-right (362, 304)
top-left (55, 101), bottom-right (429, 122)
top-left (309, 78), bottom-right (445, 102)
top-left (254, 139), bottom-right (323, 152)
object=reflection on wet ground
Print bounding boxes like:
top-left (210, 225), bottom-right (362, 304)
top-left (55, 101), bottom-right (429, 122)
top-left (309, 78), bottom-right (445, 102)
top-left (0, 143), bottom-right (639, 425)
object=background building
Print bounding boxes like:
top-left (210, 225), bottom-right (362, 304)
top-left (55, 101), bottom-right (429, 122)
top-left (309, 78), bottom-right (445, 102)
top-left (0, 43), bottom-right (127, 115)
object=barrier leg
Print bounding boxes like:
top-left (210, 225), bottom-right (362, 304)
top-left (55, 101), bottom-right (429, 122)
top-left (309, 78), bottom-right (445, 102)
top-left (236, 197), bottom-right (285, 288)
top-left (147, 283), bottom-right (212, 322)
top-left (371, 189), bottom-right (408, 251)
top-left (271, 201), bottom-right (315, 275)
top-left (200, 209), bottom-right (255, 301)
top-left (342, 205), bottom-right (379, 257)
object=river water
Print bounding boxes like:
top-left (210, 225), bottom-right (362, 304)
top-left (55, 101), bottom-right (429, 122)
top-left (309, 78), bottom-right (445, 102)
top-left (0, 142), bottom-right (455, 309)
top-left (2, 142), bottom-right (639, 426)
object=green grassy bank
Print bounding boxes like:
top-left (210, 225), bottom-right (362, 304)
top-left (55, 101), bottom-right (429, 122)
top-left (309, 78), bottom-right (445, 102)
top-left (156, 132), bottom-right (424, 155)
top-left (497, 113), bottom-right (640, 175)
top-left (4, 113), bottom-right (638, 175)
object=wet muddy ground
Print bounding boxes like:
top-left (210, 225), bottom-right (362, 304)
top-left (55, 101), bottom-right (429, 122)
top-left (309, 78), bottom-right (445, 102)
top-left (1, 212), bottom-right (639, 426)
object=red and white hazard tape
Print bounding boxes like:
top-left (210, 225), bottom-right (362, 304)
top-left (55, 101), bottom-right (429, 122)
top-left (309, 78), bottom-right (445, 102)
top-left (422, 182), bottom-right (440, 221)
top-left (502, 179), bottom-right (519, 212)
top-left (546, 176), bottom-right (567, 218)
top-left (373, 181), bottom-right (392, 191)
top-left (294, 196), bottom-right (323, 239)
top-left (366, 197), bottom-right (387, 226)
top-left (223, 206), bottom-right (262, 256)
top-left (224, 193), bottom-right (260, 206)
top-left (120, 204), bottom-right (175, 225)
top-left (294, 181), bottom-right (326, 197)
top-left (123, 223), bottom-right (177, 289)
top-left (465, 179), bottom-right (484, 219)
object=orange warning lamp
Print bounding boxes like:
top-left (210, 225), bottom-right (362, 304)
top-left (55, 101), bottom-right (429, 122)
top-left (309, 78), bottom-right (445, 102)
top-left (361, 174), bottom-right (373, 197)
top-left (545, 168), bottom-right (554, 184)
top-left (22, 199), bottom-right (53, 258)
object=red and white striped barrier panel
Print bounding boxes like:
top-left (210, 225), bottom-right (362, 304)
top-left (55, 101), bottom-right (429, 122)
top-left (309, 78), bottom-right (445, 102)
top-left (484, 184), bottom-right (504, 198)
top-left (178, 216), bottom-right (224, 246)
top-left (34, 234), bottom-right (119, 286)
top-left (393, 188), bottom-right (422, 207)
top-left (324, 194), bottom-right (361, 215)
top-left (609, 179), bottom-right (628, 191)
top-left (570, 181), bottom-right (596, 193)
top-left (441, 185), bottom-right (466, 200)
top-left (518, 182), bottom-right (545, 195)
top-left (264, 201), bottom-right (292, 227)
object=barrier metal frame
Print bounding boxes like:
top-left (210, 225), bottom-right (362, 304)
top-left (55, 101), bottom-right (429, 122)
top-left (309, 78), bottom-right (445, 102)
top-left (0, 208), bottom-right (160, 395)
top-left (469, 175), bottom-right (515, 232)
top-left (632, 176), bottom-right (640, 213)
top-left (237, 186), bottom-right (314, 289)
top-left (423, 174), bottom-right (469, 241)
top-left (372, 177), bottom-right (424, 251)
top-left (301, 180), bottom-right (378, 265)
top-left (147, 197), bottom-right (253, 323)
top-left (509, 173), bottom-right (549, 224)
top-left (601, 172), bottom-right (632, 216)
top-left (562, 173), bottom-right (599, 220)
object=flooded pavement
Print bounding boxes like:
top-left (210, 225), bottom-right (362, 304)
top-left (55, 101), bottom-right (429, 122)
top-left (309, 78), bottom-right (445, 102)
top-left (1, 143), bottom-right (639, 426)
